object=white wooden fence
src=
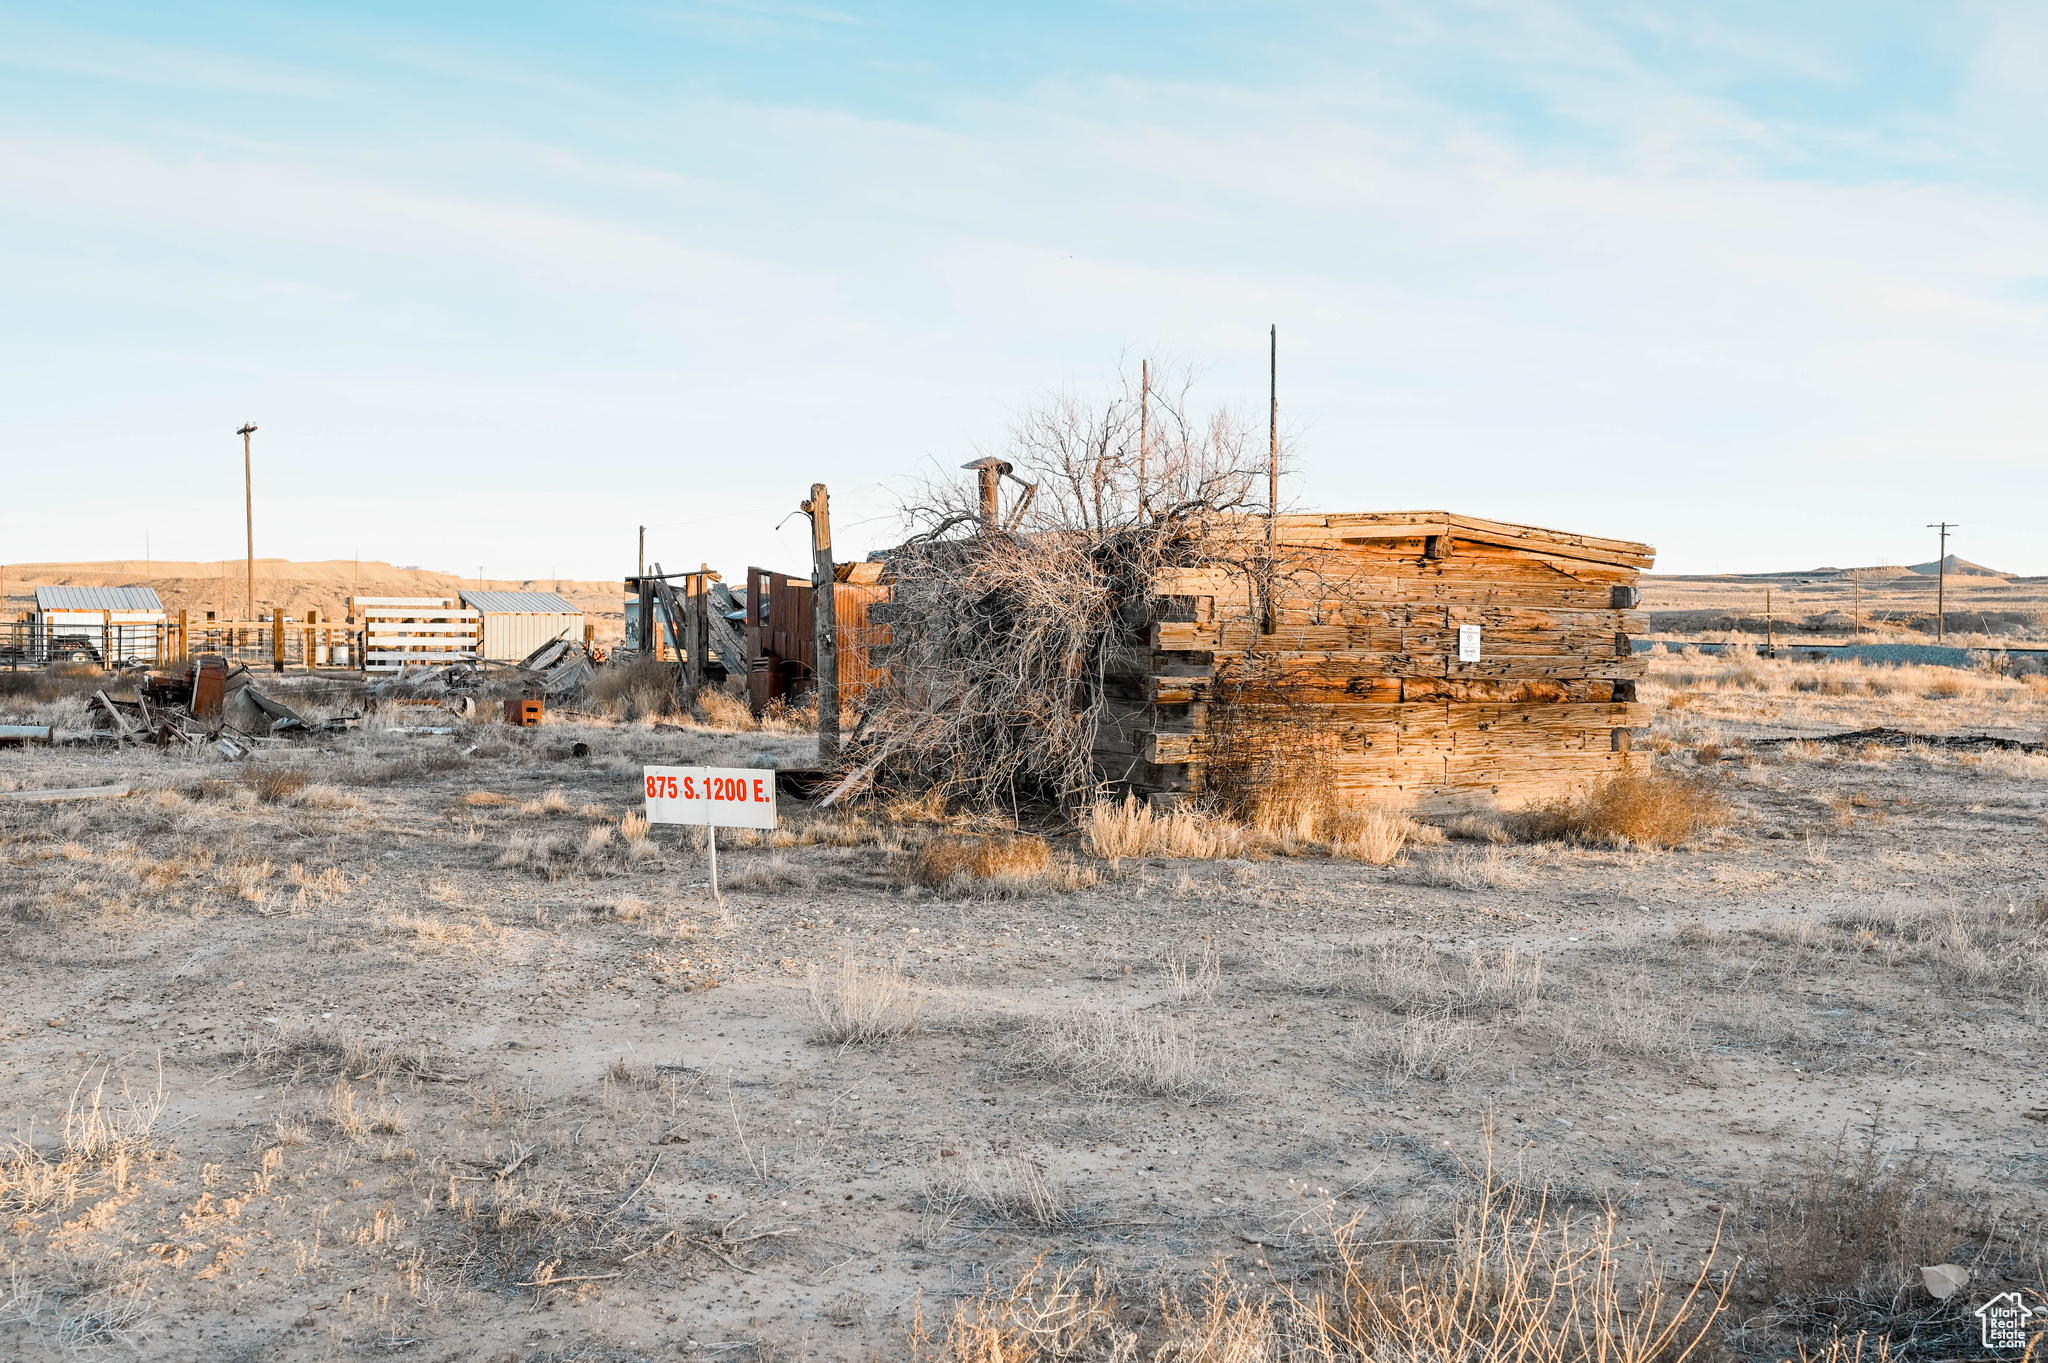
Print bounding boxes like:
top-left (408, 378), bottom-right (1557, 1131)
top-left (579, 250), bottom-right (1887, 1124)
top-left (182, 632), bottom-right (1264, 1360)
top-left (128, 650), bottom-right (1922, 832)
top-left (349, 597), bottom-right (480, 673)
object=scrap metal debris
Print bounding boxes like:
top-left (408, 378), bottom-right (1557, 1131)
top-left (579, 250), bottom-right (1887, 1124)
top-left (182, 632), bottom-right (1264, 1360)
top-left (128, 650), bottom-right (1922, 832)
top-left (66, 654), bottom-right (330, 757)
top-left (516, 639), bottom-right (597, 699)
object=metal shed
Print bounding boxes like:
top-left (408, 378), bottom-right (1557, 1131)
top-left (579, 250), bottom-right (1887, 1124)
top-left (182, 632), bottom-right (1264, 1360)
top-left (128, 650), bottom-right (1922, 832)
top-left (32, 586), bottom-right (167, 664)
top-left (461, 591), bottom-right (584, 662)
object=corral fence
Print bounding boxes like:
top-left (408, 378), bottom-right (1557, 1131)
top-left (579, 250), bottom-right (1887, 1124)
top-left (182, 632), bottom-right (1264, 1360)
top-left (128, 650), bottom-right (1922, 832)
top-left (351, 597), bottom-right (480, 674)
top-left (2, 612), bottom-right (365, 673)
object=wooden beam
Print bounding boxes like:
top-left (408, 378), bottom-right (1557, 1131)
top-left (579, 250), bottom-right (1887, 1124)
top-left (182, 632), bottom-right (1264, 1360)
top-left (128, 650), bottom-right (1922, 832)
top-left (804, 483), bottom-right (839, 764)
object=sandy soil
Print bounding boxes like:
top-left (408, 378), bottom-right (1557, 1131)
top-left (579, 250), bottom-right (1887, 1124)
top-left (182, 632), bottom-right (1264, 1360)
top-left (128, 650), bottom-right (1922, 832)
top-left (0, 658), bottom-right (2044, 1360)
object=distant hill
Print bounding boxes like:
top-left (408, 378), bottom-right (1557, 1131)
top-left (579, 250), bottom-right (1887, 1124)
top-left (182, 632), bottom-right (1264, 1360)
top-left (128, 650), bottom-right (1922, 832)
top-left (1905, 555), bottom-right (2007, 578)
top-left (1, 559), bottom-right (629, 637)
top-left (1646, 555), bottom-right (2011, 583)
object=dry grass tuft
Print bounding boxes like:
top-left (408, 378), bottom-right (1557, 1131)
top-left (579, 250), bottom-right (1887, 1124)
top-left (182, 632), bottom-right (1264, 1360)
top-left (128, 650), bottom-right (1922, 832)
top-left (1444, 811), bottom-right (1513, 843)
top-left (1731, 1123), bottom-right (2042, 1357)
top-left (0, 1065), bottom-right (165, 1221)
top-left (921, 1156), bottom-right (1072, 1231)
top-left (1519, 765), bottom-right (1731, 848)
top-left (695, 687), bottom-right (755, 731)
top-left (242, 764), bottom-right (310, 803)
top-left (516, 788), bottom-right (573, 817)
top-left (1327, 806), bottom-right (1424, 865)
top-left (296, 783), bottom-right (367, 812)
top-left (324, 1081), bottom-right (406, 1144)
top-left (591, 656), bottom-right (682, 720)
top-left (913, 1139), bottom-right (1731, 1363)
top-left (1005, 1006), bottom-right (1223, 1100)
top-left (912, 1254), bottom-right (1119, 1359)
top-left (462, 790), bottom-right (511, 807)
top-left (1420, 845), bottom-right (1534, 891)
top-left (1082, 795), bottom-right (1432, 865)
top-left (1352, 1010), bottom-right (1478, 1088)
top-left (808, 959), bottom-right (923, 1044)
top-left (1292, 942), bottom-right (1543, 1018)
top-left (1164, 943), bottom-right (1221, 1001)
top-left (910, 834), bottom-right (1095, 895)
top-left (1081, 796), bottom-right (1246, 863)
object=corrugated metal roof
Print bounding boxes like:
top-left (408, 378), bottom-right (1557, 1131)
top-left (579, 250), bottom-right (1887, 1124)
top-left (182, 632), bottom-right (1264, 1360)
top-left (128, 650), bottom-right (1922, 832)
top-left (460, 591), bottom-right (580, 614)
top-left (35, 586), bottom-right (165, 612)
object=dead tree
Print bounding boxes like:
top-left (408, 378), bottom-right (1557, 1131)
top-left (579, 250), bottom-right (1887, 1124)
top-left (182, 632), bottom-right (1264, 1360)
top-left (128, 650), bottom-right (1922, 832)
top-left (855, 361), bottom-right (1281, 815)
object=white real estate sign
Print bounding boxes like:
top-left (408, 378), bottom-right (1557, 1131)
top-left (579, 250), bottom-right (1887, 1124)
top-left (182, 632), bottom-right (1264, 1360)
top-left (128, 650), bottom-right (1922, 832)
top-left (643, 766), bottom-right (778, 829)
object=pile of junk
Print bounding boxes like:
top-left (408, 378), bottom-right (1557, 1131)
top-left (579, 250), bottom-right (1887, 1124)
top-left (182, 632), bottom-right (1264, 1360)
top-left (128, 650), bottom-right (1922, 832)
top-left (47, 639), bottom-right (604, 758)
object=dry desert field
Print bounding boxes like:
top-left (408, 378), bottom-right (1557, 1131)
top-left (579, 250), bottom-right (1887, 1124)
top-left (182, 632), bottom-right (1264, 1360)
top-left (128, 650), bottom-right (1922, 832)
top-left (1, 654), bottom-right (2045, 1361)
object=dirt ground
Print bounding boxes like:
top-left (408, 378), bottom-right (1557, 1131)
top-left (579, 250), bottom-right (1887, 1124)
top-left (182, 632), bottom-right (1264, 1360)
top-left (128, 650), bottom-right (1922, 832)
top-left (1, 656), bottom-right (2045, 1360)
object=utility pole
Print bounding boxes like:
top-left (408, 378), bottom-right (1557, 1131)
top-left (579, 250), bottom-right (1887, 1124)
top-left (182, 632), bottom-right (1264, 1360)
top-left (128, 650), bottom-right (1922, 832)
top-left (238, 423), bottom-right (257, 624)
top-left (1138, 359), bottom-right (1149, 523)
top-left (1264, 325), bottom-right (1278, 634)
top-left (1765, 588), bottom-right (1773, 658)
top-left (638, 526), bottom-right (645, 581)
top-left (1926, 522), bottom-right (1956, 644)
top-left (802, 484), bottom-right (839, 764)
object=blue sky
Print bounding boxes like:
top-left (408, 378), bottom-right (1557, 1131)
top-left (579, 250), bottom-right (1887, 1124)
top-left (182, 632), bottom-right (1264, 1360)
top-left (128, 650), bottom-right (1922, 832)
top-left (3, 2), bottom-right (2045, 578)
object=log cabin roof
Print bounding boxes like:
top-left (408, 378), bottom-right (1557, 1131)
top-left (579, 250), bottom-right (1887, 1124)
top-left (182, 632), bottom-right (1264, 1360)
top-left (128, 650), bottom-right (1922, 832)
top-left (1276, 512), bottom-right (1655, 571)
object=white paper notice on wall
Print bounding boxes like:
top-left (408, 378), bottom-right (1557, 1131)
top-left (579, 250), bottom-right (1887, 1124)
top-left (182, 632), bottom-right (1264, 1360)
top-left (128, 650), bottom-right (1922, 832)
top-left (1457, 624), bottom-right (1482, 662)
top-left (643, 766), bottom-right (779, 829)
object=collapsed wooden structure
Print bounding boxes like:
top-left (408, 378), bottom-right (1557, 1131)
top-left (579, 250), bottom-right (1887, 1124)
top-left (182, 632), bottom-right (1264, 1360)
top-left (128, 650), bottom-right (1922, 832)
top-left (1092, 511), bottom-right (1653, 813)
top-left (743, 564), bottom-right (887, 716)
top-left (623, 562), bottom-right (887, 718)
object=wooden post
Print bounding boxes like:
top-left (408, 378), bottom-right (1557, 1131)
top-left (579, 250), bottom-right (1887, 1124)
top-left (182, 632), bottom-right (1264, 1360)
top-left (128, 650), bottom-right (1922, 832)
top-left (635, 575), bottom-right (653, 658)
top-left (305, 610), bottom-right (318, 669)
top-left (689, 564), bottom-right (711, 692)
top-left (1138, 361), bottom-right (1149, 522)
top-left (238, 423), bottom-right (257, 625)
top-left (1265, 324), bottom-right (1278, 634)
top-left (271, 608), bottom-right (285, 672)
top-left (177, 609), bottom-right (187, 663)
top-left (803, 484), bottom-right (839, 762)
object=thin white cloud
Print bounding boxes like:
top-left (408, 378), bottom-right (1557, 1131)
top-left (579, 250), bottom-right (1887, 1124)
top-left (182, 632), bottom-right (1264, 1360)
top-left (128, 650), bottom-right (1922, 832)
top-left (0, 19), bottom-right (347, 97)
top-left (2, 5), bottom-right (2045, 575)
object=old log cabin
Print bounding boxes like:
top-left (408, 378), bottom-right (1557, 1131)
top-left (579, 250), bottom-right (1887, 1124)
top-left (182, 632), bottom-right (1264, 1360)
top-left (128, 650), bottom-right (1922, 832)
top-left (1099, 511), bottom-right (1655, 814)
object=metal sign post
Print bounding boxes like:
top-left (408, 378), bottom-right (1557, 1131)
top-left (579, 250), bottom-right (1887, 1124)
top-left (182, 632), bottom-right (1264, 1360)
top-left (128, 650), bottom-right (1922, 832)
top-left (643, 766), bottom-right (778, 901)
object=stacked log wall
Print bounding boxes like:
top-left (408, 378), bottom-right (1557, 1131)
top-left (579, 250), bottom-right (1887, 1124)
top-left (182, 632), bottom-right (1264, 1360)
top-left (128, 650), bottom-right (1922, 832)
top-left (1096, 512), bottom-right (1654, 814)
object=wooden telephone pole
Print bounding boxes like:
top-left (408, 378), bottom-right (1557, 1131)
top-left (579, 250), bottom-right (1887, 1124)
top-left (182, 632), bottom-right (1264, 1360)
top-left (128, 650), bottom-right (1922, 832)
top-left (1926, 522), bottom-right (1956, 644)
top-left (1138, 360), bottom-right (1149, 523)
top-left (1264, 325), bottom-right (1278, 633)
top-left (802, 484), bottom-right (839, 763)
top-left (238, 424), bottom-right (257, 623)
